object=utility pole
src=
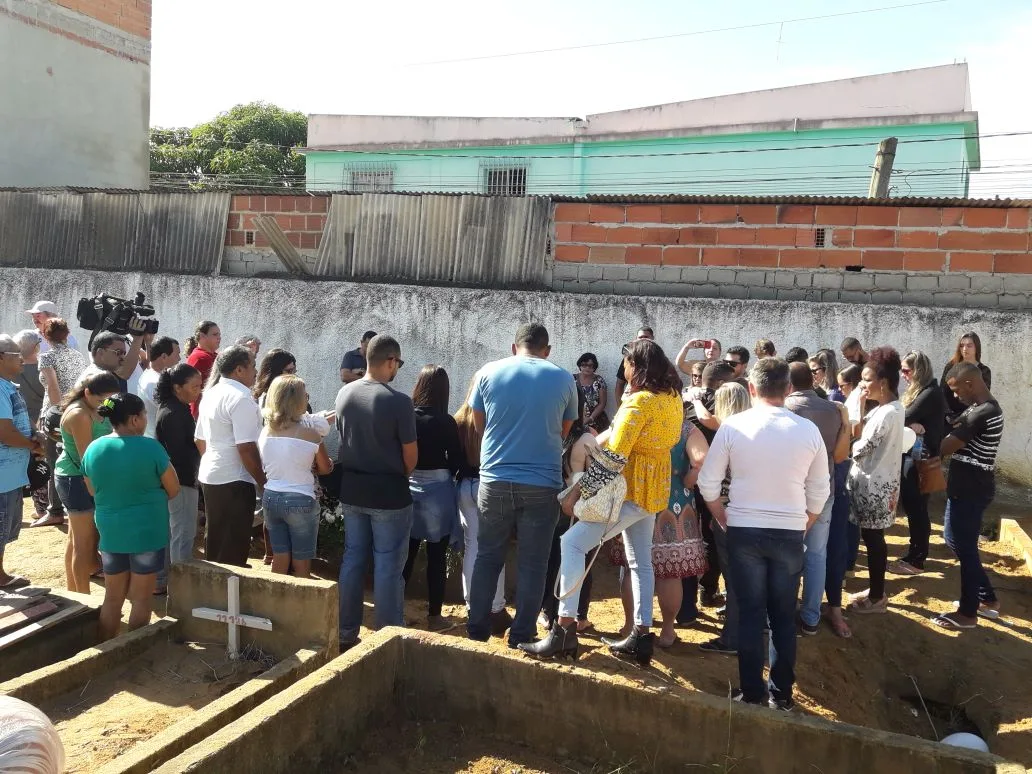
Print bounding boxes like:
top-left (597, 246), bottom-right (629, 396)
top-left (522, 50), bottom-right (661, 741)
top-left (868, 138), bottom-right (898, 198)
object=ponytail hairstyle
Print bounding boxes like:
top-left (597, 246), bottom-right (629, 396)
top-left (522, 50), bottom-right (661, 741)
top-left (96, 392), bottom-right (146, 427)
top-left (208, 345), bottom-right (252, 390)
top-left (59, 372), bottom-right (120, 411)
top-left (184, 336), bottom-right (197, 357)
top-left (154, 363), bottom-right (201, 408)
top-left (185, 320), bottom-right (218, 357)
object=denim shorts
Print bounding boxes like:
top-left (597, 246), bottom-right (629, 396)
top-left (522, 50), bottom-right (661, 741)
top-left (0, 488), bottom-right (24, 550)
top-left (101, 547), bottom-right (166, 575)
top-left (262, 489), bottom-right (319, 561)
top-left (55, 475), bottom-right (94, 512)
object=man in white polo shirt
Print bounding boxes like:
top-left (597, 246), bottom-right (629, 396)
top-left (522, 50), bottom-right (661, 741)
top-left (698, 357), bottom-right (829, 712)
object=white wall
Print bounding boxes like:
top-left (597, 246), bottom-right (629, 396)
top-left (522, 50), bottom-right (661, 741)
top-left (4, 268), bottom-right (1029, 486)
top-left (0, 10), bottom-right (149, 189)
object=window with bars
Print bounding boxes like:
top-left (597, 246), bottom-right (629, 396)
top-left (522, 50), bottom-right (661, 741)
top-left (349, 168), bottom-right (395, 193)
top-left (484, 166), bottom-right (527, 196)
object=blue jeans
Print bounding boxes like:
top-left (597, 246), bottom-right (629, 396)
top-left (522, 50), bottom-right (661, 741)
top-left (944, 495), bottom-right (996, 618)
top-left (338, 504), bottom-right (413, 644)
top-left (825, 462), bottom-right (852, 608)
top-left (713, 522), bottom-right (737, 647)
top-left (0, 488), bottom-right (24, 554)
top-left (468, 480), bottom-right (559, 646)
top-left (800, 495), bottom-right (834, 627)
top-left (728, 526), bottom-right (804, 704)
top-left (263, 489), bottom-right (320, 561)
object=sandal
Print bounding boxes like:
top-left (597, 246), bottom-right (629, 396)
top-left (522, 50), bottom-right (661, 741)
top-left (821, 609), bottom-right (852, 638)
top-left (889, 560), bottom-right (924, 576)
top-left (933, 613), bottom-right (976, 630)
top-left (0, 576), bottom-right (30, 590)
top-left (951, 601), bottom-right (1001, 620)
top-left (849, 596), bottom-right (887, 614)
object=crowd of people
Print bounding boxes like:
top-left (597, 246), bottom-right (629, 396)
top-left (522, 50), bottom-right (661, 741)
top-left (0, 300), bottom-right (1005, 710)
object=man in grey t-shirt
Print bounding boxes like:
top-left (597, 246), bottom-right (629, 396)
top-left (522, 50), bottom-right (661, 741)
top-left (334, 334), bottom-right (417, 649)
top-left (785, 361), bottom-right (850, 636)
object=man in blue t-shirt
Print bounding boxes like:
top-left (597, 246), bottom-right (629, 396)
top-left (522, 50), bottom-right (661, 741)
top-left (467, 323), bottom-right (578, 647)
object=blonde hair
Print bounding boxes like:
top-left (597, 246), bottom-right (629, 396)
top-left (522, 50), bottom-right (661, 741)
top-left (262, 375), bottom-right (307, 430)
top-left (714, 382), bottom-right (750, 421)
top-left (453, 378), bottom-right (482, 469)
top-left (901, 350), bottom-right (934, 408)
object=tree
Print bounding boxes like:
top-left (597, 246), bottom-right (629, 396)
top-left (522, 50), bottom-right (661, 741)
top-left (149, 102), bottom-right (306, 190)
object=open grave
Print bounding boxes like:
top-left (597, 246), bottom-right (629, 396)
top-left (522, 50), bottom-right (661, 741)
top-left (0, 560), bottom-right (338, 774)
top-left (152, 629), bottom-right (1024, 774)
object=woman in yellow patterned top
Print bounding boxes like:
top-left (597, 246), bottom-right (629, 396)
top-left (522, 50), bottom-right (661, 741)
top-left (519, 339), bottom-right (683, 665)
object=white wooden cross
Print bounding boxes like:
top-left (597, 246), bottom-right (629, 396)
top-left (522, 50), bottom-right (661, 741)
top-left (191, 575), bottom-right (272, 660)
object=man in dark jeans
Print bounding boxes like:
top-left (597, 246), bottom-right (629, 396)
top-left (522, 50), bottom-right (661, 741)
top-left (697, 358), bottom-right (829, 711)
top-left (467, 323), bottom-right (578, 647)
top-left (934, 362), bottom-right (1004, 630)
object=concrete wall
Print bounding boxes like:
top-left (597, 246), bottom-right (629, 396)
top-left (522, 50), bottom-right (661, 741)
top-left (0, 0), bottom-right (151, 189)
top-left (3, 267), bottom-right (1031, 485)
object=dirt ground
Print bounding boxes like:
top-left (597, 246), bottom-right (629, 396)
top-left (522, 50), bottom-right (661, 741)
top-left (7, 498), bottom-right (1032, 767)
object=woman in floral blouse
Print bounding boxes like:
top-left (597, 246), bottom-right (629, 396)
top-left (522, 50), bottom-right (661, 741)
top-left (520, 339), bottom-right (683, 666)
top-left (572, 352), bottom-right (609, 432)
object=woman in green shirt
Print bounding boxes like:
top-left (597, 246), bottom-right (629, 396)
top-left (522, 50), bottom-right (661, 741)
top-left (82, 393), bottom-right (179, 642)
top-left (55, 372), bottom-right (120, 594)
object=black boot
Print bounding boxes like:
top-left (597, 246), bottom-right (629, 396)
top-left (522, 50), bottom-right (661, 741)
top-left (517, 621), bottom-right (579, 660)
top-left (601, 626), bottom-right (655, 666)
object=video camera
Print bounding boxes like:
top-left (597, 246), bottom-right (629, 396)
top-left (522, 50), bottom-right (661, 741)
top-left (76, 292), bottom-right (159, 348)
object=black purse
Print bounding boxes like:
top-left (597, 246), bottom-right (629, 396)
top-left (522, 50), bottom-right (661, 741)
top-left (27, 454), bottom-right (51, 490)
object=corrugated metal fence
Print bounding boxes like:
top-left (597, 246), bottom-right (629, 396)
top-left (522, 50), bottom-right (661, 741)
top-left (314, 194), bottom-right (550, 287)
top-left (0, 191), bottom-right (229, 274)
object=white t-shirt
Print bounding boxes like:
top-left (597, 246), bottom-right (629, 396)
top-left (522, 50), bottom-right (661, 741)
top-left (195, 378), bottom-right (262, 486)
top-left (137, 368), bottom-right (161, 438)
top-left (259, 430), bottom-right (318, 498)
top-left (697, 403), bottom-right (830, 531)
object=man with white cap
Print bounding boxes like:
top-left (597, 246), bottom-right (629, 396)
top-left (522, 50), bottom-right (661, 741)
top-left (26, 301), bottom-right (79, 353)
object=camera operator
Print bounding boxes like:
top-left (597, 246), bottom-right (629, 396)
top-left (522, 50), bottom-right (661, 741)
top-left (78, 319), bottom-right (148, 393)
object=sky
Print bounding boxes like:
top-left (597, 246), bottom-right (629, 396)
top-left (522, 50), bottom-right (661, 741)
top-left (150, 0), bottom-right (1032, 198)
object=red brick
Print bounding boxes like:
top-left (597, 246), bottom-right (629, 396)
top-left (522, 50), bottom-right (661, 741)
top-left (242, 214), bottom-right (259, 230)
top-left (831, 229), bottom-right (853, 248)
top-left (626, 205), bottom-right (663, 223)
top-left (588, 204), bottom-right (625, 223)
top-left (289, 215), bottom-right (307, 231)
top-left (678, 227), bottom-right (719, 245)
top-left (853, 229), bottom-right (896, 248)
top-left (643, 227), bottom-right (680, 245)
top-left (861, 250), bottom-right (904, 270)
top-left (737, 205), bottom-right (777, 225)
top-left (587, 246), bottom-right (626, 264)
top-left (701, 248), bottom-right (739, 266)
top-left (939, 230), bottom-right (1029, 251)
top-left (626, 246), bottom-right (662, 265)
top-left (815, 206), bottom-right (858, 226)
top-left (571, 224), bottom-right (609, 243)
top-left (754, 228), bottom-right (798, 247)
top-left (606, 227), bottom-right (645, 244)
top-left (248, 196), bottom-right (266, 212)
top-left (856, 207), bottom-right (899, 227)
top-left (795, 229), bottom-right (819, 248)
top-left (903, 251), bottom-right (945, 272)
top-left (699, 205), bottom-right (738, 224)
top-left (295, 197), bottom-right (313, 213)
top-left (898, 208), bottom-right (940, 227)
top-left (941, 208), bottom-right (964, 227)
top-left (231, 195), bottom-right (250, 211)
top-left (554, 223), bottom-right (573, 242)
top-left (306, 215), bottom-right (326, 231)
top-left (994, 253), bottom-right (1032, 273)
top-left (738, 248), bottom-right (779, 267)
top-left (897, 230), bottom-right (939, 249)
top-left (554, 203), bottom-right (590, 222)
top-left (312, 234), bottom-right (323, 249)
top-left (818, 250), bottom-right (862, 268)
top-left (660, 205), bottom-right (700, 224)
top-left (776, 205), bottom-right (815, 225)
top-left (287, 233), bottom-right (302, 248)
top-left (264, 196), bottom-right (281, 212)
top-left (255, 232), bottom-right (270, 248)
top-left (311, 197), bottom-right (330, 213)
top-left (1006, 208), bottom-right (1031, 230)
top-left (948, 252), bottom-right (994, 273)
top-left (277, 196), bottom-right (300, 212)
top-left (300, 232), bottom-right (318, 250)
top-left (663, 246), bottom-right (700, 265)
top-left (555, 245), bottom-right (588, 262)
top-left (963, 208), bottom-right (1007, 229)
top-left (716, 228), bottom-right (757, 246)
top-left (227, 230), bottom-right (245, 247)
top-left (227, 213), bottom-right (241, 230)
top-left (777, 249), bottom-right (820, 269)
top-left (274, 214), bottom-right (292, 230)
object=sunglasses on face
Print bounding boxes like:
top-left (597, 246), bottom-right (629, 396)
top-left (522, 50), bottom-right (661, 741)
top-left (810, 367), bottom-right (824, 375)
top-left (388, 357), bottom-right (405, 368)
top-left (901, 367), bottom-right (913, 375)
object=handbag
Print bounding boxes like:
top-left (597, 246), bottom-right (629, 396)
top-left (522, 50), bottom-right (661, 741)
top-left (917, 456), bottom-right (947, 494)
top-left (27, 454), bottom-right (51, 491)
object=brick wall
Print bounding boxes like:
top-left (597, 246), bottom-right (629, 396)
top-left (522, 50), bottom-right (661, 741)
top-left (54, 0), bottom-right (152, 39)
top-left (552, 202), bottom-right (1032, 308)
top-left (226, 194), bottom-right (330, 251)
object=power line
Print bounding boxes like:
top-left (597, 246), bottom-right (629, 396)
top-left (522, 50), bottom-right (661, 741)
top-left (410, 0), bottom-right (952, 65)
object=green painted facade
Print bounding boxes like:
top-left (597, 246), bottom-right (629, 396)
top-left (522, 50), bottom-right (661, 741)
top-left (306, 121), bottom-right (979, 198)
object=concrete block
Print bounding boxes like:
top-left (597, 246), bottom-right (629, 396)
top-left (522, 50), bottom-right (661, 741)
top-left (693, 284), bottom-right (721, 299)
top-left (626, 266), bottom-right (657, 283)
top-left (905, 275), bottom-right (939, 291)
top-left (587, 280), bottom-right (615, 294)
top-left (600, 265), bottom-right (629, 281)
top-left (679, 266), bottom-right (710, 283)
top-left (839, 291), bottom-right (872, 304)
top-left (577, 264), bottom-right (603, 281)
top-left (777, 288), bottom-right (808, 302)
top-left (707, 268), bottom-right (736, 284)
top-left (932, 292), bottom-right (967, 309)
top-left (735, 270), bottom-right (766, 286)
top-left (1002, 274), bottom-right (1032, 292)
top-left (873, 273), bottom-right (907, 290)
top-left (654, 266), bottom-right (684, 283)
top-left (997, 294), bottom-right (1030, 310)
top-left (552, 263), bottom-right (580, 281)
top-left (842, 273), bottom-right (874, 290)
top-left (939, 274), bottom-right (970, 291)
top-left (793, 271), bottom-right (814, 288)
top-left (613, 281), bottom-right (640, 295)
top-left (870, 290), bottom-right (903, 305)
top-left (821, 290), bottom-right (841, 303)
top-left (901, 290), bottom-right (936, 306)
top-left (969, 274), bottom-right (1004, 292)
top-left (718, 284), bottom-right (750, 299)
top-left (812, 272), bottom-right (843, 289)
top-left (965, 293), bottom-right (1000, 309)
top-left (769, 271), bottom-right (796, 288)
top-left (561, 280), bottom-right (589, 294)
top-left (749, 287), bottom-right (778, 300)
top-left (639, 282), bottom-right (690, 299)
